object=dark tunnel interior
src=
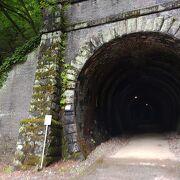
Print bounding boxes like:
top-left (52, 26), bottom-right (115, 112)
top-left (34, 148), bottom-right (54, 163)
top-left (75, 33), bottom-right (180, 143)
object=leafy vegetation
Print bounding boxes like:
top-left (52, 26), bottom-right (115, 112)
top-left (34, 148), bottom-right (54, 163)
top-left (59, 33), bottom-right (70, 107)
top-left (0, 35), bottom-right (41, 88)
top-left (0, 0), bottom-right (44, 87)
top-left (0, 0), bottom-right (43, 63)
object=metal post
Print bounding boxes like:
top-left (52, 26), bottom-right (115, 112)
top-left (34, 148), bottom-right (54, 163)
top-left (40, 125), bottom-right (48, 169)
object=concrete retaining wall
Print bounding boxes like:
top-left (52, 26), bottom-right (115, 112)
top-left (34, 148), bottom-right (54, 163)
top-left (0, 48), bottom-right (39, 160)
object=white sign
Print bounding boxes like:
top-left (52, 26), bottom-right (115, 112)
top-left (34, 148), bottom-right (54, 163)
top-left (44, 115), bottom-right (52, 126)
top-left (41, 115), bottom-right (52, 169)
top-left (65, 105), bottom-right (71, 111)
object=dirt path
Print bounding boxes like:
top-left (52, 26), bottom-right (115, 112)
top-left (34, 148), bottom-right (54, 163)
top-left (77, 134), bottom-right (180, 180)
top-left (0, 133), bottom-right (180, 179)
top-left (111, 134), bottom-right (176, 160)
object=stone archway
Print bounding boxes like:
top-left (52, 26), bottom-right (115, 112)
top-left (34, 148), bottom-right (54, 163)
top-left (63, 15), bottom-right (180, 155)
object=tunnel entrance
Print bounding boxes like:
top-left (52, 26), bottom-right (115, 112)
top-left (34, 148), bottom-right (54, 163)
top-left (75, 32), bottom-right (180, 148)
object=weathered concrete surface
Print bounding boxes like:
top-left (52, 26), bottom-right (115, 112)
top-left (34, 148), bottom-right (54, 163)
top-left (0, 48), bottom-right (39, 150)
top-left (65, 0), bottom-right (174, 25)
top-left (65, 8), bottom-right (180, 64)
top-left (77, 134), bottom-right (180, 180)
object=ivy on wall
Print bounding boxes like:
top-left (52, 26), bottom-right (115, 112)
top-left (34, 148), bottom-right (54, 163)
top-left (0, 35), bottom-right (41, 88)
top-left (59, 33), bottom-right (71, 108)
top-left (58, 1), bottom-right (71, 108)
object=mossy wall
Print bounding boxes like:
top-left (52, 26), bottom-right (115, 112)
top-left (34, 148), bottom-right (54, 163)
top-left (14, 118), bottom-right (62, 170)
top-left (29, 38), bottom-right (61, 120)
top-left (14, 4), bottom-right (64, 169)
top-left (14, 2), bottom-right (80, 169)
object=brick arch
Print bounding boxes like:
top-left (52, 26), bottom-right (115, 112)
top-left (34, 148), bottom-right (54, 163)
top-left (71, 16), bottom-right (180, 74)
top-left (63, 15), bottom-right (180, 153)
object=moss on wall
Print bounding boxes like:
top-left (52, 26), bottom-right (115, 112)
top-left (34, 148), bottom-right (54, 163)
top-left (14, 117), bottom-right (62, 170)
top-left (14, 1), bottom-right (80, 169)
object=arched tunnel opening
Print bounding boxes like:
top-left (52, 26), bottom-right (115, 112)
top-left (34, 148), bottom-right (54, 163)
top-left (75, 33), bottom-right (180, 149)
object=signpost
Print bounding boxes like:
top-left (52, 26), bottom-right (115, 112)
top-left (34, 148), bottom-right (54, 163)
top-left (40, 115), bottom-right (52, 169)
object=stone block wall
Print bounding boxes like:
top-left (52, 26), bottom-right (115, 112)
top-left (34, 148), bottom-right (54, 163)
top-left (63, 1), bottom-right (180, 156)
top-left (63, 105), bottom-right (80, 153)
top-left (14, 3), bottom-right (80, 169)
top-left (65, 1), bottom-right (180, 63)
top-left (29, 31), bottom-right (61, 120)
top-left (14, 30), bottom-right (64, 169)
top-left (64, 0), bottom-right (180, 31)
top-left (12, 0), bottom-right (180, 168)
top-left (14, 118), bottom-right (62, 169)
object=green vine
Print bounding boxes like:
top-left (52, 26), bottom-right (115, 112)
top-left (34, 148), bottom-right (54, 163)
top-left (58, 2), bottom-right (74, 159)
top-left (0, 35), bottom-right (41, 88)
top-left (59, 1), bottom-right (71, 108)
top-left (39, 0), bottom-right (59, 8)
top-left (58, 32), bottom-right (71, 159)
top-left (59, 33), bottom-right (71, 108)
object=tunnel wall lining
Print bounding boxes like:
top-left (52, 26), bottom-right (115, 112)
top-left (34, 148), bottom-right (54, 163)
top-left (63, 13), bottom-right (180, 154)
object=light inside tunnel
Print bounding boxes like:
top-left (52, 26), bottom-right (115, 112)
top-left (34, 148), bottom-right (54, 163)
top-left (75, 32), bottom-right (180, 147)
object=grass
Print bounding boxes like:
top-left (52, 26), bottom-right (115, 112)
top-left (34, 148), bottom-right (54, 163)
top-left (3, 165), bottom-right (14, 174)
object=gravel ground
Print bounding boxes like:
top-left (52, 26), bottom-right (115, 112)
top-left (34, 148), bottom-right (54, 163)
top-left (0, 160), bottom-right (78, 180)
top-left (0, 133), bottom-right (179, 179)
top-left (0, 136), bottom-right (129, 180)
top-left (1, 133), bottom-right (179, 179)
top-left (168, 132), bottom-right (180, 161)
top-left (69, 135), bottom-right (129, 177)
top-left (77, 133), bottom-right (180, 180)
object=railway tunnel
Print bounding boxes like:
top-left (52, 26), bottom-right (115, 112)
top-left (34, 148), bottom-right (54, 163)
top-left (75, 32), bottom-right (180, 145)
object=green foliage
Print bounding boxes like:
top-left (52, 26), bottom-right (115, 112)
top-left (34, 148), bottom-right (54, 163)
top-left (39, 0), bottom-right (60, 8)
top-left (3, 166), bottom-right (14, 174)
top-left (61, 2), bottom-right (70, 29)
top-left (59, 3), bottom-right (71, 107)
top-left (0, 0), bottom-right (42, 60)
top-left (20, 118), bottom-right (44, 126)
top-left (59, 32), bottom-right (72, 108)
top-left (20, 118), bottom-right (61, 128)
top-left (60, 63), bottom-right (71, 107)
top-left (0, 35), bottom-right (41, 88)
